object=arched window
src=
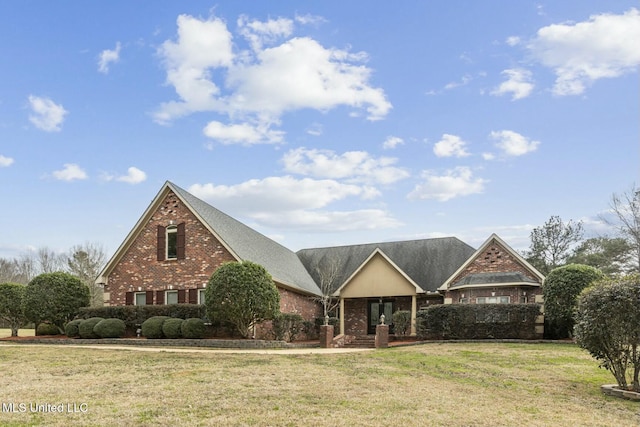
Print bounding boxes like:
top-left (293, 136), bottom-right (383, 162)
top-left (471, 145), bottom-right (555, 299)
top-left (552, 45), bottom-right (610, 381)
top-left (157, 223), bottom-right (185, 261)
top-left (166, 225), bottom-right (178, 259)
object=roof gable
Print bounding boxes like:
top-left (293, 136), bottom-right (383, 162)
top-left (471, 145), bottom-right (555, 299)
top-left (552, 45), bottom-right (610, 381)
top-left (298, 237), bottom-right (476, 293)
top-left (99, 181), bottom-right (322, 297)
top-left (438, 233), bottom-right (545, 291)
top-left (332, 248), bottom-right (423, 297)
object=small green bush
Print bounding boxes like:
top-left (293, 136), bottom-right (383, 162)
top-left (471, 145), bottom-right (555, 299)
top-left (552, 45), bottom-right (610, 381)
top-left (36, 322), bottom-right (61, 336)
top-left (272, 313), bottom-right (304, 342)
top-left (77, 304), bottom-right (207, 330)
top-left (392, 310), bottom-right (412, 337)
top-left (79, 317), bottom-right (104, 339)
top-left (162, 318), bottom-right (184, 339)
top-left (94, 318), bottom-right (126, 338)
top-left (65, 319), bottom-right (84, 338)
top-left (181, 318), bottom-right (206, 339)
top-left (141, 316), bottom-right (169, 339)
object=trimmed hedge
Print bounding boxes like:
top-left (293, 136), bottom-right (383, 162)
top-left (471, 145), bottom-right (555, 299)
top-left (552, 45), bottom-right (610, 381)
top-left (162, 318), bottom-right (184, 339)
top-left (79, 317), bottom-right (104, 339)
top-left (272, 313), bottom-right (304, 342)
top-left (181, 318), bottom-right (206, 339)
top-left (77, 304), bottom-right (207, 330)
top-left (392, 310), bottom-right (412, 337)
top-left (94, 318), bottom-right (126, 338)
top-left (65, 319), bottom-right (84, 338)
top-left (416, 304), bottom-right (542, 340)
top-left (141, 316), bottom-right (169, 339)
top-left (36, 323), bottom-right (61, 336)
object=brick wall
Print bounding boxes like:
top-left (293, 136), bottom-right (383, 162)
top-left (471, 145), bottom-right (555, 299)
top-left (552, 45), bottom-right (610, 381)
top-left (344, 299), bottom-right (368, 336)
top-left (105, 190), bottom-right (322, 321)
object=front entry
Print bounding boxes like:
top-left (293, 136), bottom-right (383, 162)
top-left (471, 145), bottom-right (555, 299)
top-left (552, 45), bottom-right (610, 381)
top-left (368, 300), bottom-right (394, 335)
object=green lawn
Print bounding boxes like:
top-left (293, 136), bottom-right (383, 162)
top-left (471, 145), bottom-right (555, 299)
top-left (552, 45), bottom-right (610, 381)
top-left (0, 342), bottom-right (637, 426)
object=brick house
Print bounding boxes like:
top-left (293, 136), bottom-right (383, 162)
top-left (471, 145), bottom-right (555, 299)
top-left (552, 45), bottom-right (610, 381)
top-left (98, 181), bottom-right (544, 338)
top-left (97, 181), bottom-right (323, 325)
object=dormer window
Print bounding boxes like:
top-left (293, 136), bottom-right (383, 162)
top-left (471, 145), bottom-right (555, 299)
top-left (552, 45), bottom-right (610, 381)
top-left (157, 222), bottom-right (185, 261)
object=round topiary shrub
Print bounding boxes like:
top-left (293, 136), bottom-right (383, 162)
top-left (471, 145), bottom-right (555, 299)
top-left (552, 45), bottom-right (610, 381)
top-left (162, 318), bottom-right (184, 339)
top-left (79, 317), bottom-right (104, 339)
top-left (141, 316), bottom-right (169, 339)
top-left (94, 318), bottom-right (126, 338)
top-left (65, 319), bottom-right (84, 338)
top-left (36, 322), bottom-right (61, 336)
top-left (181, 318), bottom-right (206, 339)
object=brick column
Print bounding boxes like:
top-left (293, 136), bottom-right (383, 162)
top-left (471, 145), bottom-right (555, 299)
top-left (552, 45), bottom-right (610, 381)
top-left (319, 324), bottom-right (334, 348)
top-left (375, 324), bottom-right (389, 348)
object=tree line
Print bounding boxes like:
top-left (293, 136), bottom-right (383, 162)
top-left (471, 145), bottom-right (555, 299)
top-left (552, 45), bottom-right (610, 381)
top-left (524, 184), bottom-right (640, 276)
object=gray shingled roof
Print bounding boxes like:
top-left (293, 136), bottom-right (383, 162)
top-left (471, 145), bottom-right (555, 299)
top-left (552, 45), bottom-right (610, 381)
top-left (296, 237), bottom-right (476, 294)
top-left (451, 272), bottom-right (539, 288)
top-left (169, 182), bottom-right (322, 297)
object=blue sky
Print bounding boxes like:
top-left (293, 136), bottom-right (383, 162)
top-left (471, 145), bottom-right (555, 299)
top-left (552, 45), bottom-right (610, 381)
top-left (1, 1), bottom-right (638, 260)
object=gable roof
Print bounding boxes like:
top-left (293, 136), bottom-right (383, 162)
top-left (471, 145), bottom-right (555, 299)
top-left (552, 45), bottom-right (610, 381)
top-left (331, 248), bottom-right (424, 297)
top-left (438, 233), bottom-right (545, 291)
top-left (98, 181), bottom-right (322, 297)
top-left (297, 237), bottom-right (476, 294)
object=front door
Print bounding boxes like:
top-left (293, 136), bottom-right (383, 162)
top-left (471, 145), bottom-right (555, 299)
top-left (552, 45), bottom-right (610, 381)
top-left (367, 300), bottom-right (394, 335)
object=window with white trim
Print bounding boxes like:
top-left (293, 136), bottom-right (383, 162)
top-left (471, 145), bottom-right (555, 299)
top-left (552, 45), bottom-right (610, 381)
top-left (476, 296), bottom-right (510, 304)
top-left (134, 292), bottom-right (147, 306)
top-left (166, 226), bottom-right (178, 259)
top-left (198, 289), bottom-right (206, 305)
top-left (166, 290), bottom-right (178, 305)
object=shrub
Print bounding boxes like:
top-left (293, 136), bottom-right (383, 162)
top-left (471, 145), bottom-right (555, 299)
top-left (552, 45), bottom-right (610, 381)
top-left (65, 319), bottom-right (84, 338)
top-left (392, 310), bottom-right (412, 337)
top-left (206, 261), bottom-right (280, 338)
top-left (181, 318), bottom-right (206, 339)
top-left (94, 318), bottom-right (126, 338)
top-left (272, 313), bottom-right (304, 342)
top-left (22, 272), bottom-right (90, 331)
top-left (0, 282), bottom-right (28, 337)
top-left (141, 316), bottom-right (169, 339)
top-left (574, 275), bottom-right (640, 392)
top-left (79, 317), bottom-right (104, 339)
top-left (416, 304), bottom-right (541, 340)
top-left (543, 264), bottom-right (604, 339)
top-left (36, 322), bottom-right (61, 336)
top-left (162, 318), bottom-right (184, 339)
top-left (77, 304), bottom-right (207, 330)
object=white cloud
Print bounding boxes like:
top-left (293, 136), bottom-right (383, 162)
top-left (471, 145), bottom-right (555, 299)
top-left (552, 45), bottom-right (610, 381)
top-left (294, 14), bottom-right (327, 26)
top-left (433, 134), bottom-right (471, 158)
top-left (528, 8), bottom-right (640, 96)
top-left (98, 42), bottom-right (122, 74)
top-left (383, 136), bottom-right (404, 150)
top-left (203, 121), bottom-right (284, 145)
top-left (154, 13), bottom-right (391, 144)
top-left (306, 123), bottom-right (323, 136)
top-left (408, 167), bottom-right (487, 201)
top-left (482, 152), bottom-right (496, 161)
top-left (506, 36), bottom-right (521, 46)
top-left (0, 155), bottom-right (14, 167)
top-left (491, 68), bottom-right (534, 100)
top-left (116, 167), bottom-right (147, 184)
top-left (188, 176), bottom-right (400, 231)
top-left (52, 164), bottom-right (87, 181)
top-left (490, 130), bottom-right (540, 156)
top-left (282, 147), bottom-right (409, 185)
top-left (444, 74), bottom-right (472, 90)
top-left (28, 95), bottom-right (68, 132)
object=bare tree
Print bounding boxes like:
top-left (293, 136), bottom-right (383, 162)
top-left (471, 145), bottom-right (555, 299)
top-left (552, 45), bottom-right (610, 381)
top-left (525, 215), bottom-right (584, 275)
top-left (66, 242), bottom-right (107, 307)
top-left (35, 247), bottom-right (66, 274)
top-left (313, 256), bottom-right (341, 319)
top-left (602, 184), bottom-right (640, 273)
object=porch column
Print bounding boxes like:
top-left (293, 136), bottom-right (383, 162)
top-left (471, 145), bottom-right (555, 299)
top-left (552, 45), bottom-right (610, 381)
top-left (339, 298), bottom-right (345, 335)
top-left (410, 295), bottom-right (417, 336)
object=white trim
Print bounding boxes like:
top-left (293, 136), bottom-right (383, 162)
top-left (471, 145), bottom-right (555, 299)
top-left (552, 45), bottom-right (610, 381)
top-left (134, 292), bottom-right (146, 306)
top-left (331, 247), bottom-right (424, 297)
top-left (165, 289), bottom-right (178, 305)
top-left (448, 281), bottom-right (541, 291)
top-left (438, 233), bottom-right (545, 292)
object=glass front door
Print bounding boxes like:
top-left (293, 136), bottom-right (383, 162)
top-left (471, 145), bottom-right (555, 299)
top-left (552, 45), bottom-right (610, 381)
top-left (368, 300), bottom-right (394, 335)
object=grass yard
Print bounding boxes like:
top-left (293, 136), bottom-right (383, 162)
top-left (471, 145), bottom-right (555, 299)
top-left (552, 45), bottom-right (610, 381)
top-left (0, 342), bottom-right (637, 426)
